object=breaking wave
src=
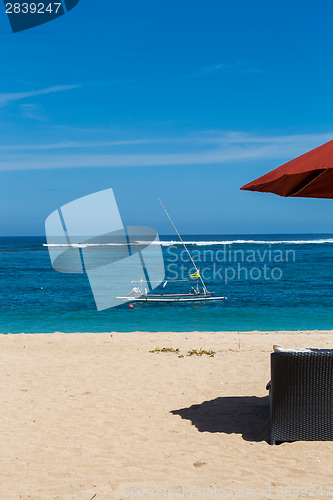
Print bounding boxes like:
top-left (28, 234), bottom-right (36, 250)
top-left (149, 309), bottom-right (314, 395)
top-left (158, 239), bottom-right (333, 246)
top-left (44, 238), bottom-right (333, 248)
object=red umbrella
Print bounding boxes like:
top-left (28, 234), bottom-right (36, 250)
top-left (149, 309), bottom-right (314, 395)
top-left (240, 139), bottom-right (333, 198)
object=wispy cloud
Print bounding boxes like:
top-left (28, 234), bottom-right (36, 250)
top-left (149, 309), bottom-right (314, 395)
top-left (0, 138), bottom-right (169, 152)
top-left (19, 103), bottom-right (47, 122)
top-left (187, 61), bottom-right (267, 78)
top-left (194, 131), bottom-right (333, 146)
top-left (0, 131), bottom-right (331, 171)
top-left (0, 84), bottom-right (81, 108)
top-left (0, 131), bottom-right (332, 153)
top-left (0, 149), bottom-right (267, 170)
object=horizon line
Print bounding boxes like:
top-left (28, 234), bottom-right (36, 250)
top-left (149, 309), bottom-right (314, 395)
top-left (1, 232), bottom-right (333, 238)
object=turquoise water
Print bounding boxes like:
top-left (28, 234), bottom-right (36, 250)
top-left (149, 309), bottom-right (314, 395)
top-left (1, 235), bottom-right (333, 333)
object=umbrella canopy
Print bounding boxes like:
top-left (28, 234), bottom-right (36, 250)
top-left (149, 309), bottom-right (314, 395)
top-left (240, 139), bottom-right (333, 198)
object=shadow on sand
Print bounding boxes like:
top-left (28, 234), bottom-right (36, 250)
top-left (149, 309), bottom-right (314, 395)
top-left (171, 396), bottom-right (270, 443)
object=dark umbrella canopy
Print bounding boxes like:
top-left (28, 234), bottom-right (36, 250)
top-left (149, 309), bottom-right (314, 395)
top-left (241, 139), bottom-right (333, 198)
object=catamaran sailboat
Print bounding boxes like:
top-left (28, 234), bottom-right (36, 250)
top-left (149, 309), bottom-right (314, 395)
top-left (122, 278), bottom-right (225, 302)
top-left (117, 200), bottom-right (226, 304)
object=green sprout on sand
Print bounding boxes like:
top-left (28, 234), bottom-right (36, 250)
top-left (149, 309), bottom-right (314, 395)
top-left (187, 349), bottom-right (215, 357)
top-left (149, 347), bottom-right (180, 353)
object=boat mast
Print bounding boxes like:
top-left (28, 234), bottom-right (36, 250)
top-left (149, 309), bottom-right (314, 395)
top-left (158, 198), bottom-right (208, 294)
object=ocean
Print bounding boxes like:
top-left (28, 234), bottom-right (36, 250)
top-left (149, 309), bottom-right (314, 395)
top-left (1, 234), bottom-right (333, 333)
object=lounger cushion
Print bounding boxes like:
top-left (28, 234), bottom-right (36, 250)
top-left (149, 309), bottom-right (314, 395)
top-left (273, 345), bottom-right (312, 353)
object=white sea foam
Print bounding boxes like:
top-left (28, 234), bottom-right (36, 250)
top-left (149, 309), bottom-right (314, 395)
top-left (44, 238), bottom-right (333, 247)
top-left (157, 239), bottom-right (333, 246)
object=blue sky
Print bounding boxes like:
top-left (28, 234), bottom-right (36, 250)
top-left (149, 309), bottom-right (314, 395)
top-left (1, 0), bottom-right (333, 235)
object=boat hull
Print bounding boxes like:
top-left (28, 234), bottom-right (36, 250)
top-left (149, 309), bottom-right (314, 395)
top-left (116, 294), bottom-right (226, 303)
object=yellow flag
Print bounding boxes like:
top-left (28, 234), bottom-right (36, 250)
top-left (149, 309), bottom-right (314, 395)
top-left (191, 270), bottom-right (200, 279)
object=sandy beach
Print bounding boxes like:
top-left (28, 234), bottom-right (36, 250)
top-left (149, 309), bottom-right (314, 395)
top-left (0, 331), bottom-right (332, 500)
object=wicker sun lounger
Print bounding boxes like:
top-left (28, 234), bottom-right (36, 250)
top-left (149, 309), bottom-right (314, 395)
top-left (269, 349), bottom-right (333, 445)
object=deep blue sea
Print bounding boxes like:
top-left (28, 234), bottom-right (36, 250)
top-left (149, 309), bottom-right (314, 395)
top-left (1, 234), bottom-right (333, 333)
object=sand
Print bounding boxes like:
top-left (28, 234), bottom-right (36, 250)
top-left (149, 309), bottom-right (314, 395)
top-left (0, 331), bottom-right (332, 500)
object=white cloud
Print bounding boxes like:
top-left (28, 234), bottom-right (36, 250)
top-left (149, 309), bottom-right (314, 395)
top-left (0, 84), bottom-right (81, 108)
top-left (1, 131), bottom-right (332, 153)
top-left (0, 138), bottom-right (167, 152)
top-left (0, 131), bottom-right (331, 171)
